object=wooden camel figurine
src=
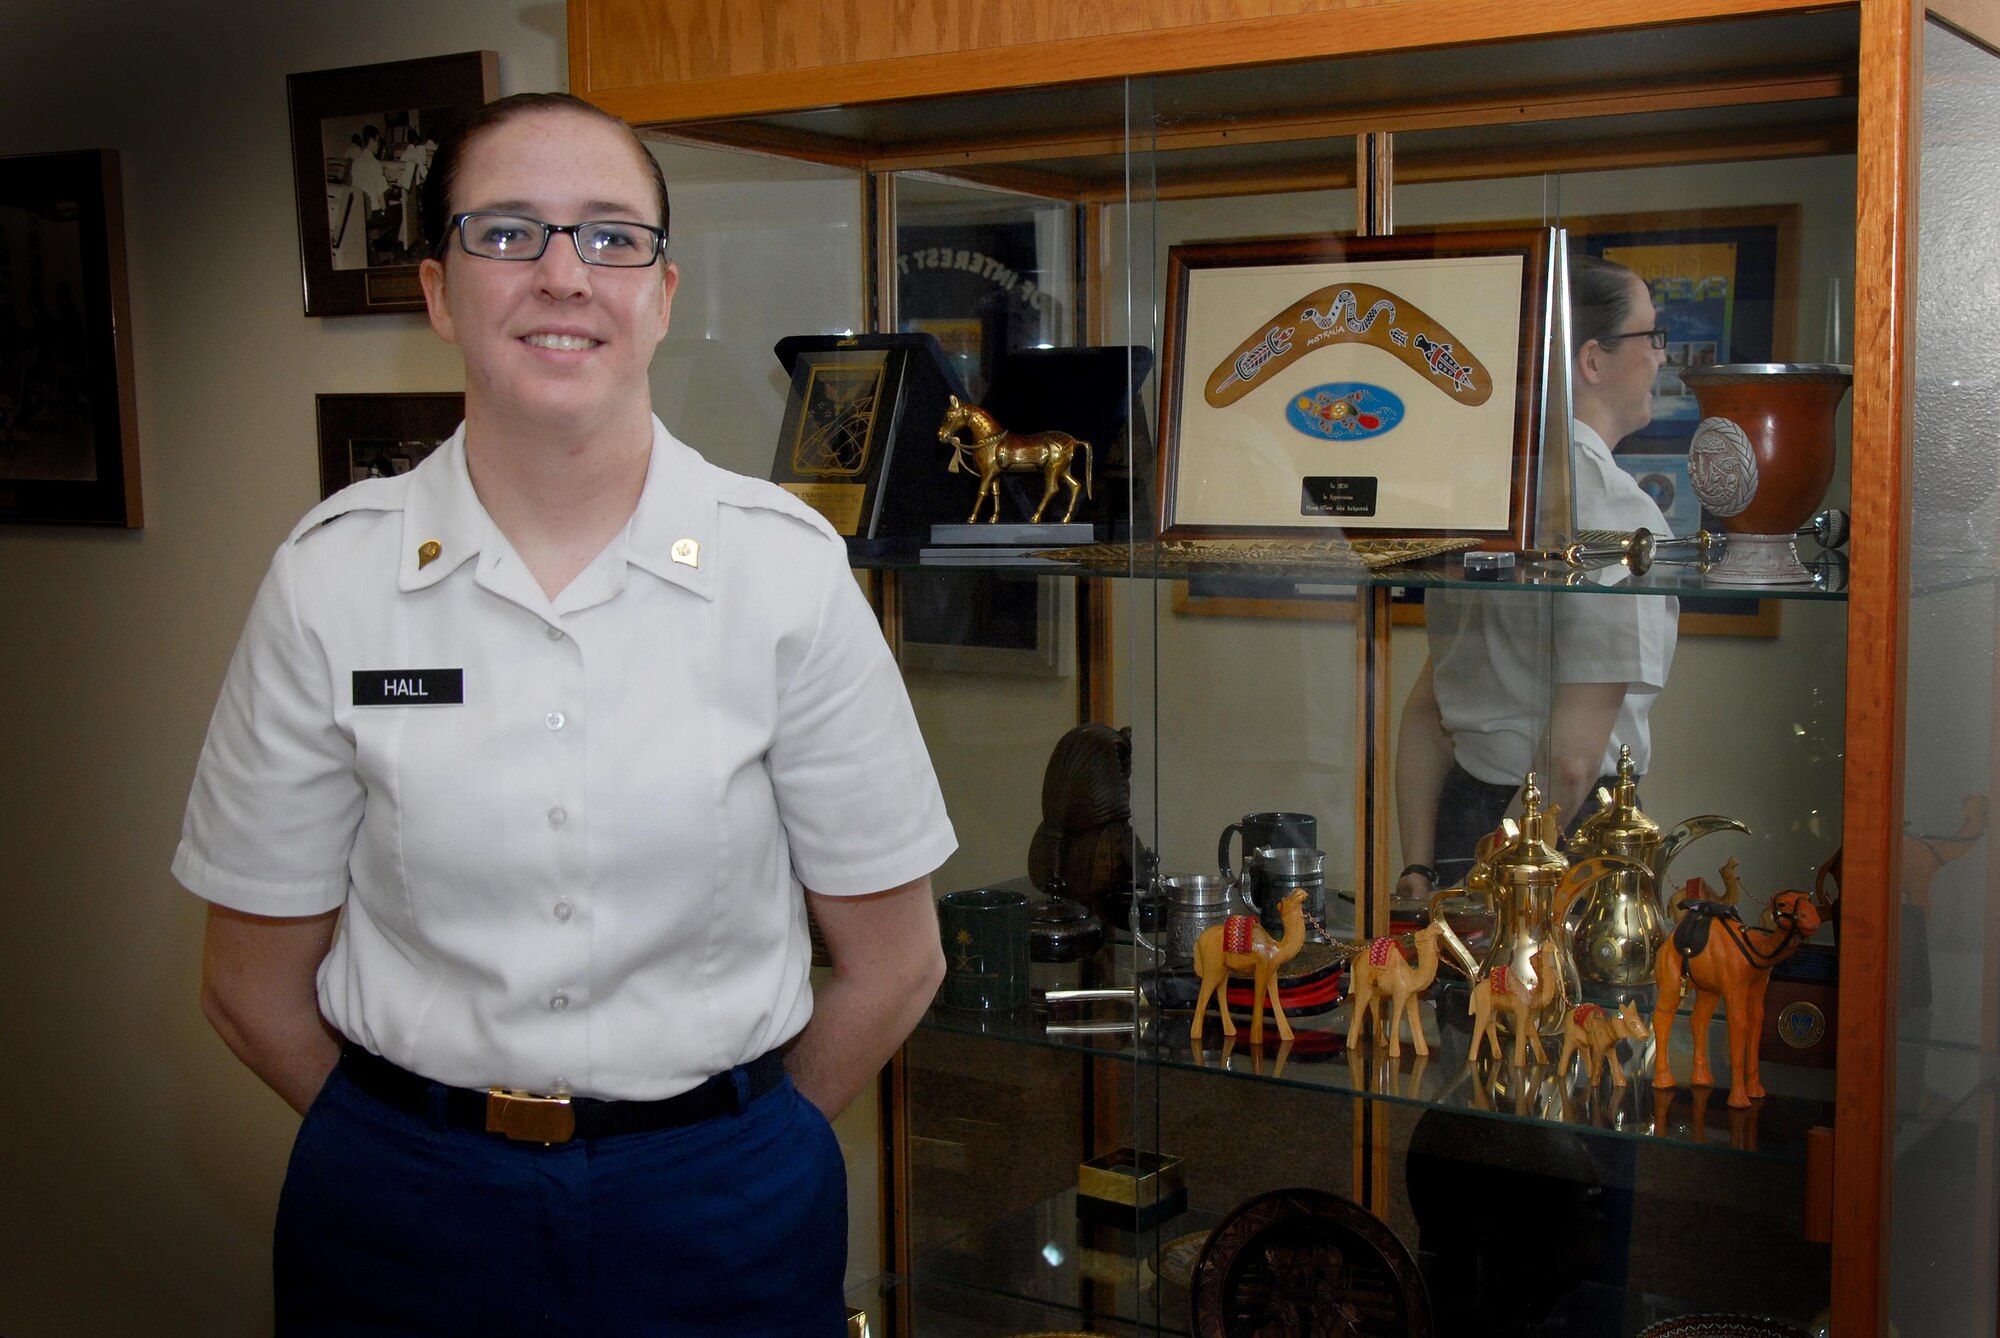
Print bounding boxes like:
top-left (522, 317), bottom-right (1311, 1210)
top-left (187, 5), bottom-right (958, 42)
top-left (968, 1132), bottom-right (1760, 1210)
top-left (937, 395), bottom-right (1094, 524)
top-left (1467, 945), bottom-right (1562, 1066)
top-left (1557, 999), bottom-right (1650, 1089)
top-left (1653, 874), bottom-right (1823, 1108)
top-left (1345, 920), bottom-right (1449, 1057)
top-left (1191, 888), bottom-right (1308, 1046)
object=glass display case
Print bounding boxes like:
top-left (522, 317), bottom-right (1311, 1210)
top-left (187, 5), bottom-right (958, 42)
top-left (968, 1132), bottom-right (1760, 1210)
top-left (579, 2), bottom-right (2000, 1332)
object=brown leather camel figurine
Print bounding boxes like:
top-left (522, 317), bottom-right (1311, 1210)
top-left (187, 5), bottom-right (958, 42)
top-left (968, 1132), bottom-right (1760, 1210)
top-left (1653, 873), bottom-right (1823, 1108)
top-left (1557, 999), bottom-right (1650, 1089)
top-left (1467, 944), bottom-right (1561, 1066)
top-left (1345, 921), bottom-right (1449, 1058)
top-left (1191, 889), bottom-right (1308, 1046)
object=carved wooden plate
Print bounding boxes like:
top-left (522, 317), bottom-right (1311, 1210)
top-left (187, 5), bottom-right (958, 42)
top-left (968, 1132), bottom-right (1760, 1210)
top-left (1190, 1187), bottom-right (1432, 1337)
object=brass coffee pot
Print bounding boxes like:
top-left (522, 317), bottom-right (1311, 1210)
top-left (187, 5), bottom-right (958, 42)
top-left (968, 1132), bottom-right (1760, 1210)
top-left (1556, 745), bottom-right (1750, 988)
top-left (1475, 775), bottom-right (1583, 1039)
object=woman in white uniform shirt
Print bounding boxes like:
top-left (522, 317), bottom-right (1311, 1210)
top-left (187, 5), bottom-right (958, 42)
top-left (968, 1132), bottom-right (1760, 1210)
top-left (178, 92), bottom-right (955, 1334)
top-left (1396, 255), bottom-right (1677, 893)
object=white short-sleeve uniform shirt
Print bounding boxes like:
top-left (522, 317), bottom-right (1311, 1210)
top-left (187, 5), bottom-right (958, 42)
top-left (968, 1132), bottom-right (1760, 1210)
top-left (1427, 420), bottom-right (1679, 784)
top-left (174, 419), bottom-right (957, 1100)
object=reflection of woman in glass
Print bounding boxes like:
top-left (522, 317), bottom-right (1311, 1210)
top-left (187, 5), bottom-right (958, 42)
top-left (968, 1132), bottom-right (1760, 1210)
top-left (1396, 254), bottom-right (1678, 893)
top-left (1637, 470), bottom-right (1676, 516)
top-left (1398, 255), bottom-right (1674, 1333)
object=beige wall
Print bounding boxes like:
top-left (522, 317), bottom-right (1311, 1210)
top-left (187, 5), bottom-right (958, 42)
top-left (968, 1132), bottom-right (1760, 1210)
top-left (0, 5), bottom-right (567, 1334)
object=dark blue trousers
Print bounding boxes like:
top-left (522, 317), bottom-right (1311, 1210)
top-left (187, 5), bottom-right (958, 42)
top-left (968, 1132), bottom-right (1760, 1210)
top-left (1431, 762), bottom-right (1623, 888)
top-left (274, 1062), bottom-right (848, 1336)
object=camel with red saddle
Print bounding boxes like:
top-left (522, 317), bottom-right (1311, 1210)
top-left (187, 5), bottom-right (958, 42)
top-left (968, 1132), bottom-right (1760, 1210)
top-left (1191, 889), bottom-right (1308, 1046)
top-left (1345, 921), bottom-right (1451, 1058)
top-left (1467, 945), bottom-right (1562, 1066)
top-left (1557, 998), bottom-right (1650, 1089)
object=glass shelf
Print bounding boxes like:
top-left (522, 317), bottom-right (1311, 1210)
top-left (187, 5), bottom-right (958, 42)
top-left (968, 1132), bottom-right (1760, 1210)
top-left (919, 993), bottom-right (1833, 1165)
top-left (845, 1267), bottom-right (1158, 1338)
top-left (874, 1188), bottom-right (1822, 1337)
top-left (857, 543), bottom-right (1854, 602)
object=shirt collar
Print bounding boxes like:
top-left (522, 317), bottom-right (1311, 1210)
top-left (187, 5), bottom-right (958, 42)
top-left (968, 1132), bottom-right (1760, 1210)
top-left (1571, 418), bottom-right (1614, 465)
top-left (620, 416), bottom-right (718, 603)
top-left (396, 416), bottom-right (718, 603)
top-left (398, 425), bottom-right (485, 592)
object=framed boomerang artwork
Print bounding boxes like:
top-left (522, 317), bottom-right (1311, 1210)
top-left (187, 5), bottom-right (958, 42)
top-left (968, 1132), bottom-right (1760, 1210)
top-left (1157, 230), bottom-right (1554, 545)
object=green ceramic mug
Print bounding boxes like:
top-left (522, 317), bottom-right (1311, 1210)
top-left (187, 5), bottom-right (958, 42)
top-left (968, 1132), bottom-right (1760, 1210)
top-left (936, 888), bottom-right (1031, 1010)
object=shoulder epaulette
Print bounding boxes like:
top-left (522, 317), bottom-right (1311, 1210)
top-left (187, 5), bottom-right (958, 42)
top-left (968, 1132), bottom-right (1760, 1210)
top-left (712, 470), bottom-right (842, 543)
top-left (287, 476), bottom-right (409, 545)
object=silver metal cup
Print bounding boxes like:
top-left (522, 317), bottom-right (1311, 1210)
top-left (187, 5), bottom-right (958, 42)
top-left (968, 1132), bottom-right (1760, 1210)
top-left (1134, 874), bottom-right (1238, 966)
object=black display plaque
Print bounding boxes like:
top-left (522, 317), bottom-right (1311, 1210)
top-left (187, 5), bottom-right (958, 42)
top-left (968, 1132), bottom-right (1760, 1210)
top-left (770, 333), bottom-right (968, 553)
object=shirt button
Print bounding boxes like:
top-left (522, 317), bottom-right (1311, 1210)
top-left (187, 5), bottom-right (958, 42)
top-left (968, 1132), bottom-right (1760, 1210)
top-left (547, 807), bottom-right (567, 829)
top-left (550, 992), bottom-right (570, 1012)
top-left (553, 900), bottom-right (573, 923)
top-left (545, 711), bottom-right (566, 731)
top-left (545, 624), bottom-right (563, 641)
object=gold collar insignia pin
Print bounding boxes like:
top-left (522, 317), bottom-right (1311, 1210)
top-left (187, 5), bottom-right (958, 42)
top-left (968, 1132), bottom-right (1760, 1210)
top-left (417, 540), bottom-right (443, 570)
top-left (671, 538), bottom-right (699, 568)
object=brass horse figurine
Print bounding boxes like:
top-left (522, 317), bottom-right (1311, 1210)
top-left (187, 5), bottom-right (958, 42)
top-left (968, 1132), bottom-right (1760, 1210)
top-left (937, 396), bottom-right (1093, 524)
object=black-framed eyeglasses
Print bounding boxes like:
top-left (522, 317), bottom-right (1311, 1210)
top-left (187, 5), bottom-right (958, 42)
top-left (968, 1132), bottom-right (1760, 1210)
top-left (1600, 327), bottom-right (1670, 350)
top-left (445, 212), bottom-right (669, 267)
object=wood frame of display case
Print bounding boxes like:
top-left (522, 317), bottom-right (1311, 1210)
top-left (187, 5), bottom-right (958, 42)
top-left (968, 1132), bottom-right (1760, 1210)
top-left (573, 2), bottom-right (2000, 1332)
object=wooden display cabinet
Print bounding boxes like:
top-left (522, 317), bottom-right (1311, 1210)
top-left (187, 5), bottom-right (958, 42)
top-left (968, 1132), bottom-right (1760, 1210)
top-left (571, 3), bottom-right (2000, 1333)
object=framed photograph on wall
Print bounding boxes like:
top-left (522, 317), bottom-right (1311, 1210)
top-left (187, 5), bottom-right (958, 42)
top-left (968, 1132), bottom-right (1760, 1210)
top-left (1158, 229), bottom-right (1552, 545)
top-left (315, 392), bottom-right (463, 499)
top-left (0, 149), bottom-right (142, 527)
top-left (896, 568), bottom-right (1074, 677)
top-left (287, 51), bottom-right (497, 317)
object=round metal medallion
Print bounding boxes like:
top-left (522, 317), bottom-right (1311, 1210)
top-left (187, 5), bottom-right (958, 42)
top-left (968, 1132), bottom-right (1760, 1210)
top-left (1688, 416), bottom-right (1759, 516)
top-left (1776, 1000), bottom-right (1826, 1050)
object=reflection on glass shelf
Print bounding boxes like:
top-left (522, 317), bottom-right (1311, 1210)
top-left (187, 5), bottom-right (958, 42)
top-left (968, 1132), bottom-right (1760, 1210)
top-left (847, 1267), bottom-right (1155, 1338)
top-left (871, 1189), bottom-right (1820, 1338)
top-left (910, 1188), bottom-right (1209, 1335)
top-left (855, 543), bottom-right (1853, 602)
top-left (920, 996), bottom-right (1832, 1163)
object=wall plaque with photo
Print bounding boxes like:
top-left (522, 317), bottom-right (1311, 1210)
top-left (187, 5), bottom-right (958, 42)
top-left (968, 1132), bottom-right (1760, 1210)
top-left (315, 392), bottom-right (464, 499)
top-left (288, 51), bottom-right (497, 317)
top-left (0, 149), bottom-right (142, 527)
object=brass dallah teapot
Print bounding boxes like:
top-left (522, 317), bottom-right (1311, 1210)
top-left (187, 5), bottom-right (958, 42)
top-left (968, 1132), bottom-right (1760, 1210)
top-left (1555, 745), bottom-right (1750, 989)
top-left (1475, 775), bottom-right (1585, 1039)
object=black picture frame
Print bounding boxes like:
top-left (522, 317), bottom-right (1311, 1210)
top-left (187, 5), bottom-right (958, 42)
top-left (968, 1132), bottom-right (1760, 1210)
top-left (315, 392), bottom-right (464, 499)
top-left (287, 51), bottom-right (497, 317)
top-left (0, 149), bottom-right (142, 527)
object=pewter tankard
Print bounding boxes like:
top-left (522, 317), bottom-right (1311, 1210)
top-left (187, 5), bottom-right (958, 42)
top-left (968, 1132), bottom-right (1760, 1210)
top-left (1241, 845), bottom-right (1330, 943)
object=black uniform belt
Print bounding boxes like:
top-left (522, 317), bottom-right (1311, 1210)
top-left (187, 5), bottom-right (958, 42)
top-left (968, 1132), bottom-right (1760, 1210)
top-left (338, 1043), bottom-right (787, 1144)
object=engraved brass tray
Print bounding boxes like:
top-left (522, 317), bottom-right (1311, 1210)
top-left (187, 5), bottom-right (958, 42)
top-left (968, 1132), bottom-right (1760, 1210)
top-left (1033, 536), bottom-right (1481, 574)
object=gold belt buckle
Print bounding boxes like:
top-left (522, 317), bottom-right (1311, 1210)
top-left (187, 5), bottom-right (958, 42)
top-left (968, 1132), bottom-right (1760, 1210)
top-left (486, 1088), bottom-right (576, 1143)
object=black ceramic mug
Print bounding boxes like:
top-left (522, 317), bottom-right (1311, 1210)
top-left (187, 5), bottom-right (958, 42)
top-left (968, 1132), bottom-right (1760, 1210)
top-left (1218, 811), bottom-right (1318, 884)
top-left (936, 888), bottom-right (1031, 1010)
